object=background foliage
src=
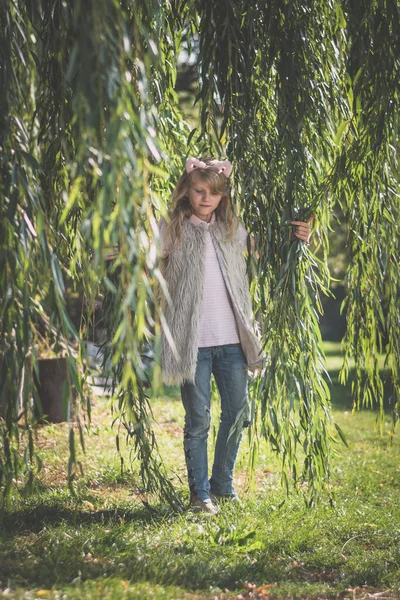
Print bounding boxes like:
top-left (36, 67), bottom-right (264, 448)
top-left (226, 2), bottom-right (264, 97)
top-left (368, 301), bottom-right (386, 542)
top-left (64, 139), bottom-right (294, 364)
top-left (1, 0), bottom-right (399, 507)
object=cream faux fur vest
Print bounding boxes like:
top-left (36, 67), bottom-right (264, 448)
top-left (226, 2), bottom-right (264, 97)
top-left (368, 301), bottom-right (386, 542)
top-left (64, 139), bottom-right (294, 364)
top-left (160, 218), bottom-right (264, 385)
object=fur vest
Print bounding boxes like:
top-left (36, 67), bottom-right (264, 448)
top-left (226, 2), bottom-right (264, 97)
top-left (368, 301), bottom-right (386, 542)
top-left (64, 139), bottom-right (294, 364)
top-left (160, 218), bottom-right (264, 385)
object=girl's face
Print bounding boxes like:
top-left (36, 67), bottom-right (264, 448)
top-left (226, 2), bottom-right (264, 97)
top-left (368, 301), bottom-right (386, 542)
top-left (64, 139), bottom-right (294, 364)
top-left (188, 176), bottom-right (223, 222)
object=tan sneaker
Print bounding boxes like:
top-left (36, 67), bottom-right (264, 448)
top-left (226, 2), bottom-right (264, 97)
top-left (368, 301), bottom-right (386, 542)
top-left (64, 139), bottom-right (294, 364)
top-left (190, 496), bottom-right (219, 515)
top-left (210, 491), bottom-right (241, 505)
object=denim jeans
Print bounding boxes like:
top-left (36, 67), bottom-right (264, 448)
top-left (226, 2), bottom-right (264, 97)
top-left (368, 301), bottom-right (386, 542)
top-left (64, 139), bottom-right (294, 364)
top-left (181, 343), bottom-right (249, 501)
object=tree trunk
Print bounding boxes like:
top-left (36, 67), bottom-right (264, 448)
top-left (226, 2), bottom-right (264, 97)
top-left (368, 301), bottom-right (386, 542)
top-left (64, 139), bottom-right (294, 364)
top-left (35, 358), bottom-right (74, 423)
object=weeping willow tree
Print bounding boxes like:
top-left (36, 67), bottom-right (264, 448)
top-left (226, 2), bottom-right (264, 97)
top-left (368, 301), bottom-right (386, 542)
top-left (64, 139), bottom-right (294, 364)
top-left (1, 0), bottom-right (399, 507)
top-left (195, 0), bottom-right (400, 500)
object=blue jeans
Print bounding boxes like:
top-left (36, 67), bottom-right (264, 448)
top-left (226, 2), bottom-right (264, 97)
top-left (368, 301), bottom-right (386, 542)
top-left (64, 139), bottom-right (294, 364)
top-left (181, 344), bottom-right (249, 501)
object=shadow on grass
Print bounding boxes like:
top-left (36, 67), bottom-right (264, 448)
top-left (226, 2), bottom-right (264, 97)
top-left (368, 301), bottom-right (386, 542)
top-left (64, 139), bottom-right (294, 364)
top-left (0, 505), bottom-right (150, 535)
top-left (0, 508), bottom-right (342, 594)
top-left (323, 346), bottom-right (345, 357)
top-left (327, 368), bottom-right (396, 413)
top-left (0, 486), bottom-right (186, 541)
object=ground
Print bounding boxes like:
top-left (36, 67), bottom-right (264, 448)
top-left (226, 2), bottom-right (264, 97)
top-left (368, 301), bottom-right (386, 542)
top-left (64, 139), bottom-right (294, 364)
top-left (0, 343), bottom-right (399, 600)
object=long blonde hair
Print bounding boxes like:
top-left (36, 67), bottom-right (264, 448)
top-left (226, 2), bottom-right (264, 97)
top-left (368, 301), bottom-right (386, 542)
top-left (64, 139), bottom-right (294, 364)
top-left (166, 158), bottom-right (237, 246)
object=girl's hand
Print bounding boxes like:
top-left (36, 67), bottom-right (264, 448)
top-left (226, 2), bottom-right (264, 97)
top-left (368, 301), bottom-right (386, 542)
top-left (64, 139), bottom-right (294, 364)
top-left (103, 246), bottom-right (119, 261)
top-left (291, 215), bottom-right (315, 244)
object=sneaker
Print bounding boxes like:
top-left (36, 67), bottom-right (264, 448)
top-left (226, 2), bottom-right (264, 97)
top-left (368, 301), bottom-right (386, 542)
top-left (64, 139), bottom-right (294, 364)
top-left (210, 491), bottom-right (241, 505)
top-left (190, 496), bottom-right (219, 515)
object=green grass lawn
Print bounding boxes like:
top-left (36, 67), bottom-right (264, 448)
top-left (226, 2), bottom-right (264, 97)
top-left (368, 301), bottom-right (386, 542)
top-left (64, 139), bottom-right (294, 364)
top-left (1, 343), bottom-right (399, 600)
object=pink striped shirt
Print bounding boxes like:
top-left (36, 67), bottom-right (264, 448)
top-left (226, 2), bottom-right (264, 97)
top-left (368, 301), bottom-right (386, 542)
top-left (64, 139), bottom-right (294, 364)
top-left (160, 214), bottom-right (248, 348)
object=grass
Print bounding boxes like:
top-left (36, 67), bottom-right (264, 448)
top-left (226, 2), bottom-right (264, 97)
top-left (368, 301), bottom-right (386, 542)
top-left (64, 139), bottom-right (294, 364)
top-left (1, 343), bottom-right (399, 600)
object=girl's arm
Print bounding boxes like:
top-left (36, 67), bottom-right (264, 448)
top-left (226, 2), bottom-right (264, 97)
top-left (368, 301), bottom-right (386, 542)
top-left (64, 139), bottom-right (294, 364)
top-left (103, 246), bottom-right (119, 261)
top-left (102, 217), bottom-right (171, 262)
top-left (244, 216), bottom-right (314, 256)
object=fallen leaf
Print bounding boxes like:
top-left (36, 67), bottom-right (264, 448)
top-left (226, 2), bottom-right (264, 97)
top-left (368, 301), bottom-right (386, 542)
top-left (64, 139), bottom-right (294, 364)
top-left (254, 583), bottom-right (277, 593)
top-left (242, 581), bottom-right (256, 590)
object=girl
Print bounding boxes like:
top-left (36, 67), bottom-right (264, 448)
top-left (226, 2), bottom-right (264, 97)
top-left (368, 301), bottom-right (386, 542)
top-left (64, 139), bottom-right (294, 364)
top-left (159, 157), bottom-right (311, 514)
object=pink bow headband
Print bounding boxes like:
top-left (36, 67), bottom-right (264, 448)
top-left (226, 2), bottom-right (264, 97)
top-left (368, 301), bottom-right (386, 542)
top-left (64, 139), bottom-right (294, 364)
top-left (185, 157), bottom-right (233, 178)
